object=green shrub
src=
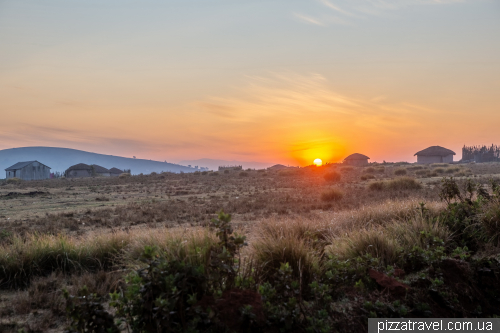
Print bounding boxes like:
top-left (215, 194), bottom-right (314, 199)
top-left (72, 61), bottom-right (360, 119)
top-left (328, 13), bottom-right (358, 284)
top-left (320, 188), bottom-right (344, 202)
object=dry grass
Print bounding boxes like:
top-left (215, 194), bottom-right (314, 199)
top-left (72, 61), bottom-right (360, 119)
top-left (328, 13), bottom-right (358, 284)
top-left (325, 210), bottom-right (451, 265)
top-left (369, 177), bottom-right (422, 191)
top-left (320, 188), bottom-right (344, 202)
top-left (0, 227), bottom-right (216, 288)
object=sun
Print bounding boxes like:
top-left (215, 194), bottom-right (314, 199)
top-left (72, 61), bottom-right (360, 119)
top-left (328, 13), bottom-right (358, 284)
top-left (313, 158), bottom-right (322, 166)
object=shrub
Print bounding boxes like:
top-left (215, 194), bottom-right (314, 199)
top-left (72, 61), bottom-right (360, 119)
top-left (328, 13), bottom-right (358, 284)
top-left (385, 177), bottom-right (422, 191)
top-left (407, 165), bottom-right (424, 171)
top-left (239, 171), bottom-right (249, 177)
top-left (365, 167), bottom-right (375, 173)
top-left (224, 170), bottom-right (230, 174)
top-left (209, 172), bottom-right (219, 176)
top-left (6, 177), bottom-right (21, 184)
top-left (323, 171), bottom-right (341, 182)
top-left (415, 170), bottom-right (429, 176)
top-left (341, 166), bottom-right (354, 173)
top-left (434, 168), bottom-right (445, 174)
top-left (361, 174), bottom-right (375, 181)
top-left (394, 168), bottom-right (407, 176)
top-left (119, 173), bottom-right (131, 178)
top-left (202, 171), bottom-right (208, 175)
top-left (368, 181), bottom-right (385, 191)
top-left (375, 167), bottom-right (385, 173)
top-left (320, 188), bottom-right (344, 202)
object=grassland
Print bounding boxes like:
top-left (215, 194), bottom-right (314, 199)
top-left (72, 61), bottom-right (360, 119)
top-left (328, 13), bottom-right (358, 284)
top-left (0, 162), bottom-right (500, 332)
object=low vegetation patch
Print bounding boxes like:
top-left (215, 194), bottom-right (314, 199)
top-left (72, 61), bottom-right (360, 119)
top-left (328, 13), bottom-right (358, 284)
top-left (369, 177), bottom-right (422, 191)
top-left (320, 188), bottom-right (344, 202)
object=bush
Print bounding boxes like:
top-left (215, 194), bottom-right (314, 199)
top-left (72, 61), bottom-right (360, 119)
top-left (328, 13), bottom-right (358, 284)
top-left (394, 168), bottom-right (407, 176)
top-left (119, 173), bottom-right (131, 178)
top-left (209, 172), bottom-right (219, 176)
top-left (320, 188), bottom-right (344, 202)
top-left (361, 174), bottom-right (375, 181)
top-left (224, 170), bottom-right (230, 174)
top-left (6, 177), bottom-right (21, 184)
top-left (415, 170), bottom-right (429, 176)
top-left (341, 166), bottom-right (354, 173)
top-left (239, 171), bottom-right (249, 177)
top-left (434, 168), bottom-right (445, 174)
top-left (323, 171), bottom-right (341, 182)
top-left (365, 167), bottom-right (375, 173)
top-left (368, 177), bottom-right (422, 191)
top-left (368, 181), bottom-right (385, 191)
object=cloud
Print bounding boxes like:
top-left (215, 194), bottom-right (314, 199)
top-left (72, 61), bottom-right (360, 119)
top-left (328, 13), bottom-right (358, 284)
top-left (301, 0), bottom-right (469, 25)
top-left (293, 13), bottom-right (325, 26)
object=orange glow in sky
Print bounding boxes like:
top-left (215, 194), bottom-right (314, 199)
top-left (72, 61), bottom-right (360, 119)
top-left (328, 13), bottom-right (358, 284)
top-left (0, 1), bottom-right (499, 166)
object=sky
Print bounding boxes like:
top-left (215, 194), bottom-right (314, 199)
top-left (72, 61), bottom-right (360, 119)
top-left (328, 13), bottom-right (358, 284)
top-left (0, 0), bottom-right (499, 166)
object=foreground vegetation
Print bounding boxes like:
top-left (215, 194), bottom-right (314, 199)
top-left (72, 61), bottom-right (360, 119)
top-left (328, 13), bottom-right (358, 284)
top-left (1, 165), bottom-right (500, 332)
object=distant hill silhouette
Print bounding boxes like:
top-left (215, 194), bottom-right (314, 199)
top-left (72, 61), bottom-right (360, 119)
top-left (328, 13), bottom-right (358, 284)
top-left (0, 147), bottom-right (196, 176)
top-left (179, 158), bottom-right (273, 171)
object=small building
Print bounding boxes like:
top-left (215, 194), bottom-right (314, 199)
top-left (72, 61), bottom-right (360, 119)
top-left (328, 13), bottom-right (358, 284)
top-left (5, 161), bottom-right (51, 180)
top-left (343, 153), bottom-right (370, 166)
top-left (414, 146), bottom-right (455, 164)
top-left (65, 163), bottom-right (93, 178)
top-left (109, 167), bottom-right (124, 177)
top-left (91, 165), bottom-right (111, 177)
top-left (267, 164), bottom-right (289, 171)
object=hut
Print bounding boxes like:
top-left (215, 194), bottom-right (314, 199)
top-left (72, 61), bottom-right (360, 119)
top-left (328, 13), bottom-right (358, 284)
top-left (267, 164), bottom-right (289, 171)
top-left (5, 161), bottom-right (51, 180)
top-left (109, 167), bottom-right (124, 177)
top-left (343, 153), bottom-right (370, 166)
top-left (414, 146), bottom-right (455, 164)
top-left (91, 165), bottom-right (111, 177)
top-left (65, 163), bottom-right (93, 178)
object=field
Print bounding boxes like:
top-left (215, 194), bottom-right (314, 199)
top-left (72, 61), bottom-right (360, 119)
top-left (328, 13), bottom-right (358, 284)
top-left (1, 162), bottom-right (500, 332)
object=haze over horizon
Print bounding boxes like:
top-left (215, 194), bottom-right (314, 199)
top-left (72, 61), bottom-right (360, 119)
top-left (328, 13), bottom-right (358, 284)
top-left (1, 0), bottom-right (499, 166)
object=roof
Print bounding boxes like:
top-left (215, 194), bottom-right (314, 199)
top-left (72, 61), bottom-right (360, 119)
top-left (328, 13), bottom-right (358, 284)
top-left (109, 167), bottom-right (124, 174)
top-left (414, 146), bottom-right (456, 157)
top-left (267, 164), bottom-right (289, 171)
top-left (5, 161), bottom-right (50, 171)
top-left (344, 153), bottom-right (370, 160)
top-left (91, 165), bottom-right (110, 173)
top-left (66, 163), bottom-right (92, 171)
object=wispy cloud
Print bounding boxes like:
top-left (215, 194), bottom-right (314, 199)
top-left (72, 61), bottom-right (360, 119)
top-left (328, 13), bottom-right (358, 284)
top-left (294, 0), bottom-right (469, 26)
top-left (293, 13), bottom-right (325, 26)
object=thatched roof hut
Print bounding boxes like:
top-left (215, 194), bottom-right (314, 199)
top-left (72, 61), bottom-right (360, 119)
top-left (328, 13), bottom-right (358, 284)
top-left (109, 167), bottom-right (124, 177)
top-left (91, 165), bottom-right (110, 177)
top-left (66, 163), bottom-right (92, 178)
top-left (343, 153), bottom-right (370, 166)
top-left (414, 146), bottom-right (455, 164)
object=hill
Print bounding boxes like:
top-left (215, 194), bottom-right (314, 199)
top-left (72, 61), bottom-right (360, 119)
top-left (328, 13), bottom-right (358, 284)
top-left (0, 147), bottom-right (196, 175)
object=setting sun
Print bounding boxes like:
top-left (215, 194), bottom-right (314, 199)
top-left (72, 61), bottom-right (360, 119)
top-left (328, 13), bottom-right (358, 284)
top-left (313, 158), bottom-right (322, 166)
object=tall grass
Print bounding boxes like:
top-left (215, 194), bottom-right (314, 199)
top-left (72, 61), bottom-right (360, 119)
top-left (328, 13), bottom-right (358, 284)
top-left (0, 227), bottom-right (216, 288)
top-left (248, 199), bottom-right (446, 276)
top-left (325, 211), bottom-right (451, 265)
